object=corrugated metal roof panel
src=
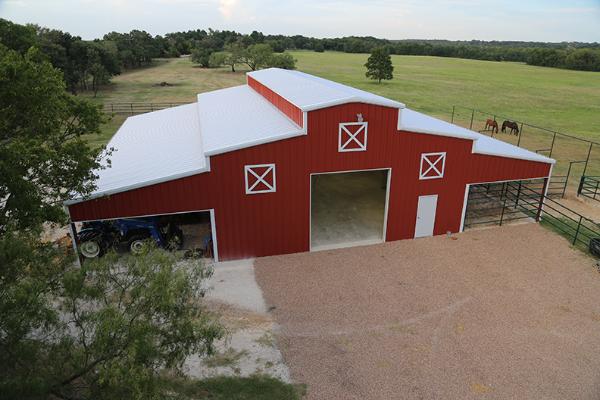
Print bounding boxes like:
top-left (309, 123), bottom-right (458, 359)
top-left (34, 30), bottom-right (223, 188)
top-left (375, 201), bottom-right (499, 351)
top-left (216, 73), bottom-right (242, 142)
top-left (83, 103), bottom-right (207, 199)
top-left (399, 108), bottom-right (554, 164)
top-left (197, 85), bottom-right (304, 155)
top-left (247, 68), bottom-right (405, 111)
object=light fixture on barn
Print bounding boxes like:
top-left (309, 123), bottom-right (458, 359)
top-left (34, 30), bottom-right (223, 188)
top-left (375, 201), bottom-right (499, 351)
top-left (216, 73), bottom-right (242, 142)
top-left (357, 113), bottom-right (364, 122)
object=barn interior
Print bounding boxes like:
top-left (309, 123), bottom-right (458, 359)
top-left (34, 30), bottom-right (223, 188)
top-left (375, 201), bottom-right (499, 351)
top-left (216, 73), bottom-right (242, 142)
top-left (310, 169), bottom-right (389, 250)
top-left (73, 211), bottom-right (215, 261)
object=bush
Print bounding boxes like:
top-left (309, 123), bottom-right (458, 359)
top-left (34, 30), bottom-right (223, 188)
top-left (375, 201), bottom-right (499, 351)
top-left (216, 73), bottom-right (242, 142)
top-left (268, 52), bottom-right (296, 69)
top-left (191, 47), bottom-right (213, 68)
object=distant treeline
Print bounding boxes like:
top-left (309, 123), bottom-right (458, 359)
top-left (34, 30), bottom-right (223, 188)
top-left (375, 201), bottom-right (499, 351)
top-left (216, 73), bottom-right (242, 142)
top-left (1, 18), bottom-right (598, 95)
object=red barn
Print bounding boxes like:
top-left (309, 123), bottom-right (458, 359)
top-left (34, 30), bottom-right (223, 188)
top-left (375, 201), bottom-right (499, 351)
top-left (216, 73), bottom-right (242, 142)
top-left (67, 68), bottom-right (554, 261)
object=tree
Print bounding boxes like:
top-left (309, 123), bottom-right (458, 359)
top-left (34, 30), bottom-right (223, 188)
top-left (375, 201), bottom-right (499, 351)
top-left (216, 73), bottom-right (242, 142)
top-left (0, 45), bottom-right (106, 232)
top-left (0, 239), bottom-right (224, 399)
top-left (208, 51), bottom-right (229, 68)
top-left (268, 52), bottom-right (296, 69)
top-left (222, 43), bottom-right (244, 72)
top-left (242, 43), bottom-right (273, 71)
top-left (0, 43), bottom-right (224, 399)
top-left (0, 18), bottom-right (37, 54)
top-left (191, 47), bottom-right (213, 67)
top-left (365, 46), bottom-right (393, 83)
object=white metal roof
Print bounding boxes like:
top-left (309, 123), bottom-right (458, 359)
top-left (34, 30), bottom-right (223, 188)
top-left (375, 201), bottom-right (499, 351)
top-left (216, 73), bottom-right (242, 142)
top-left (75, 103), bottom-right (208, 201)
top-left (68, 70), bottom-right (553, 204)
top-left (399, 108), bottom-right (555, 164)
top-left (248, 68), bottom-right (405, 111)
top-left (197, 85), bottom-right (304, 156)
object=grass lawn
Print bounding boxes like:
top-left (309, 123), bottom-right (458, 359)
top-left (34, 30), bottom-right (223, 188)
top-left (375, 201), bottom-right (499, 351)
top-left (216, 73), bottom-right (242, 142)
top-left (85, 52), bottom-right (600, 176)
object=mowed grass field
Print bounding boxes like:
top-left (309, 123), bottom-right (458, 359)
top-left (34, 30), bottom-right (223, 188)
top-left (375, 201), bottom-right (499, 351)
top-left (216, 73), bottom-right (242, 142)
top-left (88, 51), bottom-right (600, 176)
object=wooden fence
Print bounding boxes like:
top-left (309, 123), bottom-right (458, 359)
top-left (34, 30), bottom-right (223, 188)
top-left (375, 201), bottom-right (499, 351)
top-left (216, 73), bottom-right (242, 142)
top-left (103, 102), bottom-right (189, 115)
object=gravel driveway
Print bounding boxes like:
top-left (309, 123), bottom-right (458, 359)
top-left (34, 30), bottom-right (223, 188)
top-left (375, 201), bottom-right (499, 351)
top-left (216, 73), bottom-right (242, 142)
top-left (254, 224), bottom-right (600, 399)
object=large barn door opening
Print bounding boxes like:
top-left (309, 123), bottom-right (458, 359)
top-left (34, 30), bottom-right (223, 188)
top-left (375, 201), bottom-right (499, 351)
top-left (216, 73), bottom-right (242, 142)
top-left (72, 210), bottom-right (217, 263)
top-left (310, 169), bottom-right (389, 251)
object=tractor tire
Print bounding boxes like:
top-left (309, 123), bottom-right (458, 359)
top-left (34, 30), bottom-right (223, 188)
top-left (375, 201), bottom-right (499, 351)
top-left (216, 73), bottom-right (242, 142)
top-left (80, 239), bottom-right (104, 259)
top-left (128, 234), bottom-right (150, 255)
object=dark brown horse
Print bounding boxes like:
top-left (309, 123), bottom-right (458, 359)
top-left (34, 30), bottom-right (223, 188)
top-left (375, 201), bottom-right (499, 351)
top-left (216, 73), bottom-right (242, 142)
top-left (501, 120), bottom-right (519, 135)
top-left (485, 119), bottom-right (498, 134)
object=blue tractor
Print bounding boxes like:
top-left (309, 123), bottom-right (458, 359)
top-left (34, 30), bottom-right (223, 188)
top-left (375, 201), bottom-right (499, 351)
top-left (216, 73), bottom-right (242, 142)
top-left (78, 217), bottom-right (184, 259)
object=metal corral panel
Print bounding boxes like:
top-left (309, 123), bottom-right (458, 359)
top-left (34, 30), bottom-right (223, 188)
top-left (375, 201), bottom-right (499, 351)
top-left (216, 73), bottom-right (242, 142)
top-left (69, 103), bottom-right (551, 260)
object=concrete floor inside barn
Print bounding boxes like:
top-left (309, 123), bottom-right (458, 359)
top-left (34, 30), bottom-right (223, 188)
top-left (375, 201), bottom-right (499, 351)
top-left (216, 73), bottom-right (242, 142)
top-left (254, 223), bottom-right (600, 400)
top-left (311, 169), bottom-right (388, 250)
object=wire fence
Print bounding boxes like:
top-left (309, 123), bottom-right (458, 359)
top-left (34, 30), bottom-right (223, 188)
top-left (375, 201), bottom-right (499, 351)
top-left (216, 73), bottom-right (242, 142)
top-left (449, 106), bottom-right (600, 190)
top-left (103, 102), bottom-right (189, 115)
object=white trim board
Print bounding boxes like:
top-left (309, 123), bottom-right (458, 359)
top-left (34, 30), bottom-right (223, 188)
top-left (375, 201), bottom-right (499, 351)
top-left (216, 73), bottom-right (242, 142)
top-left (338, 122), bottom-right (368, 152)
top-left (245, 163), bottom-right (277, 194)
top-left (419, 152), bottom-right (446, 180)
top-left (309, 167), bottom-right (391, 252)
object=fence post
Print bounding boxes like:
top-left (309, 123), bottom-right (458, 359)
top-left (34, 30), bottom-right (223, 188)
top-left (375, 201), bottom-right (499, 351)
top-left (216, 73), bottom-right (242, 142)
top-left (549, 132), bottom-right (557, 158)
top-left (517, 126), bottom-right (523, 147)
top-left (451, 106), bottom-right (455, 123)
top-left (499, 195), bottom-right (508, 226)
top-left (573, 215), bottom-right (583, 245)
top-left (578, 175), bottom-right (585, 197)
top-left (583, 142), bottom-right (593, 176)
top-left (111, 104), bottom-right (114, 113)
top-left (515, 181), bottom-right (522, 208)
top-left (130, 103), bottom-right (134, 115)
top-left (469, 109), bottom-right (475, 130)
top-left (595, 179), bottom-right (599, 200)
top-left (535, 178), bottom-right (548, 222)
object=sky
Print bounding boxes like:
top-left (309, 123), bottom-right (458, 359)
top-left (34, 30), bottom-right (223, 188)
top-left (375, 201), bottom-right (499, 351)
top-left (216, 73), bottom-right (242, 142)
top-left (1, 0), bottom-right (599, 42)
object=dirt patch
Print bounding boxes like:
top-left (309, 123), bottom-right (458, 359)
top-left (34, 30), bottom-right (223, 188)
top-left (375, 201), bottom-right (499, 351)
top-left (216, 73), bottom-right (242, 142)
top-left (255, 224), bottom-right (600, 399)
top-left (184, 259), bottom-right (290, 382)
top-left (558, 193), bottom-right (600, 223)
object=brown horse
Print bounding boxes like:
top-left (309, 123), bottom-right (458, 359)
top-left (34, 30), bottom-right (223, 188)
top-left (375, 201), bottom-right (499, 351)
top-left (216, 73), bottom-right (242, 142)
top-left (501, 120), bottom-right (519, 135)
top-left (485, 119), bottom-right (498, 134)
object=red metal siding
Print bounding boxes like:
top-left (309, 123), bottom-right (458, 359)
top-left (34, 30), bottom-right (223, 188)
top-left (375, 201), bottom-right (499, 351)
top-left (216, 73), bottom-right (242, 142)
top-left (247, 76), bottom-right (304, 127)
top-left (69, 103), bottom-right (551, 260)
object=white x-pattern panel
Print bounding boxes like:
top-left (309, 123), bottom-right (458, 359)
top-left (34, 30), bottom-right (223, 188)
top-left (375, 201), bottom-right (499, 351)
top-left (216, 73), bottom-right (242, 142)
top-left (419, 152), bottom-right (446, 180)
top-left (245, 163), bottom-right (276, 194)
top-left (338, 122), bottom-right (368, 152)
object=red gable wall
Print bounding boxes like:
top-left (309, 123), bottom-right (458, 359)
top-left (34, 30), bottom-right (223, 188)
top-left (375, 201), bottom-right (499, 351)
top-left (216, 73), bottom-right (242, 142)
top-left (69, 102), bottom-right (551, 260)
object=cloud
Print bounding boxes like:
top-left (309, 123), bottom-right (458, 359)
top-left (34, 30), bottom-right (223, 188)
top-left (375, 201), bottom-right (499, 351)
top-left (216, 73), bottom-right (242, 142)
top-left (218, 0), bottom-right (238, 19)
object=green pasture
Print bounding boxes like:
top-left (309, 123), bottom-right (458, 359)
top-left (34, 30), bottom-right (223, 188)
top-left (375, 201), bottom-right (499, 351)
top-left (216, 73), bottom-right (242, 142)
top-left (87, 51), bottom-right (600, 177)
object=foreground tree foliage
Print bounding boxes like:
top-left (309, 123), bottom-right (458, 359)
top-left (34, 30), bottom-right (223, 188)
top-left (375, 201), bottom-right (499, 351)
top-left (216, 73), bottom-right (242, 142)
top-left (365, 46), bottom-right (393, 83)
top-left (0, 240), bottom-right (223, 400)
top-left (0, 45), bottom-right (106, 233)
top-left (0, 41), bottom-right (225, 400)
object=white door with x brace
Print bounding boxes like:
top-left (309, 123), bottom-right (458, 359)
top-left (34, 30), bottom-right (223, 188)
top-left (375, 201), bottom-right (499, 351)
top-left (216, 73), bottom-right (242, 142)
top-left (414, 195), bottom-right (438, 238)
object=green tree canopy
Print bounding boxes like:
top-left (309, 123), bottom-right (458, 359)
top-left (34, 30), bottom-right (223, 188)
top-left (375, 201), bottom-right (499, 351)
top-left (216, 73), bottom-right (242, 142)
top-left (0, 239), bottom-right (224, 399)
top-left (242, 43), bottom-right (273, 71)
top-left (365, 46), bottom-right (394, 83)
top-left (0, 45), bottom-right (106, 233)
